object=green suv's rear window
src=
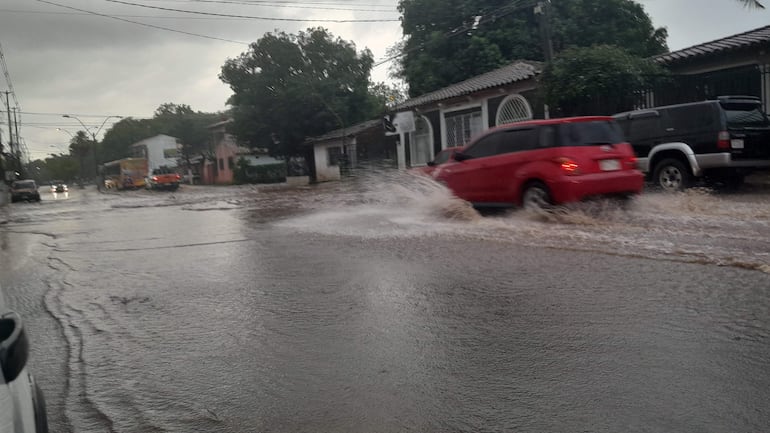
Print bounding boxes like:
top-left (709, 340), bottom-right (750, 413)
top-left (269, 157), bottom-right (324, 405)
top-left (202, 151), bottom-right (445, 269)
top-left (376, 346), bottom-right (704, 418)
top-left (722, 103), bottom-right (770, 127)
top-left (12, 181), bottom-right (35, 189)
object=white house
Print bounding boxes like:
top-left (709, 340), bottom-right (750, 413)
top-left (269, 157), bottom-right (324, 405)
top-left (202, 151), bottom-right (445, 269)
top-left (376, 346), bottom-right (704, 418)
top-left (130, 134), bottom-right (181, 173)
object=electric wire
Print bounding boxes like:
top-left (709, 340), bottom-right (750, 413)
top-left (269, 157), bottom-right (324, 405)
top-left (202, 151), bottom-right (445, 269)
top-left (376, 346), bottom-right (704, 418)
top-left (36, 0), bottom-right (250, 45)
top-left (101, 0), bottom-right (400, 22)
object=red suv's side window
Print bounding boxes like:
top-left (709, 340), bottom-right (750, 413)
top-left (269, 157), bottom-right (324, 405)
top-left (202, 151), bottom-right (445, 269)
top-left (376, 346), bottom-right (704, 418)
top-left (498, 128), bottom-right (539, 154)
top-left (464, 133), bottom-right (501, 158)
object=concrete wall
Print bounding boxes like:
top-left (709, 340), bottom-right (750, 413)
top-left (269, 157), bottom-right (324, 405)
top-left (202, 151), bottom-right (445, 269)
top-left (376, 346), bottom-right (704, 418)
top-left (313, 140), bottom-right (343, 182)
top-left (132, 135), bottom-right (180, 173)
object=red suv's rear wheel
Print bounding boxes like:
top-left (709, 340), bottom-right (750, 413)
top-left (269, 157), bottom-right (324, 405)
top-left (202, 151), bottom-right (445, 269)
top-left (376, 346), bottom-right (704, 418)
top-left (522, 181), bottom-right (552, 210)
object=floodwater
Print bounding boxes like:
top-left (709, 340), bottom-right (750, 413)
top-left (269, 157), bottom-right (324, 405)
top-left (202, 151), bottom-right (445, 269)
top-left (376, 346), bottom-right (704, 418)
top-left (1, 173), bottom-right (769, 432)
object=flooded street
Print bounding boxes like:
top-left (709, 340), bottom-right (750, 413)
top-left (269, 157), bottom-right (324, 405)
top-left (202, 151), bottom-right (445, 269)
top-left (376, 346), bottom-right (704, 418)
top-left (1, 175), bottom-right (770, 432)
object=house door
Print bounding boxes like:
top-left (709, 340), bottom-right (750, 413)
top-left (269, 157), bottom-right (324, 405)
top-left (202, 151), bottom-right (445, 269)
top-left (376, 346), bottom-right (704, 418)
top-left (410, 115), bottom-right (434, 166)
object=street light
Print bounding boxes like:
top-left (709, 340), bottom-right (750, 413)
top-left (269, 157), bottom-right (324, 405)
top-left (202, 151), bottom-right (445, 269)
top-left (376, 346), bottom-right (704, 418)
top-left (62, 114), bottom-right (122, 190)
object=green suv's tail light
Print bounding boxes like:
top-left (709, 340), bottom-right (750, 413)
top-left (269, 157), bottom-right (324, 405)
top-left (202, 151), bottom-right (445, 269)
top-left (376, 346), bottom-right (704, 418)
top-left (718, 131), bottom-right (731, 149)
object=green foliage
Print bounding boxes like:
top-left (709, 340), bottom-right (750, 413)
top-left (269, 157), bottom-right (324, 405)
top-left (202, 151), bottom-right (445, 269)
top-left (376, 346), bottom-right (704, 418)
top-left (233, 158), bottom-right (287, 184)
top-left (396, 0), bottom-right (668, 96)
top-left (541, 45), bottom-right (668, 116)
top-left (100, 103), bottom-right (222, 164)
top-left (220, 27), bottom-right (376, 157)
top-left (368, 82), bottom-right (408, 113)
top-left (28, 155), bottom-right (80, 183)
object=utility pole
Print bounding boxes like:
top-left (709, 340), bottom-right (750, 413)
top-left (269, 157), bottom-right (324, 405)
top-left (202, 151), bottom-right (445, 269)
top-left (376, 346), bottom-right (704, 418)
top-left (535, 1), bottom-right (554, 118)
top-left (4, 91), bottom-right (11, 150)
top-left (534, 1), bottom-right (554, 62)
top-left (12, 107), bottom-right (22, 178)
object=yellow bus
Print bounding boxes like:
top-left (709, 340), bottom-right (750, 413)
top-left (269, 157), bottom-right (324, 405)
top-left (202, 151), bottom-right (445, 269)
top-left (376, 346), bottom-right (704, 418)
top-left (100, 158), bottom-right (148, 190)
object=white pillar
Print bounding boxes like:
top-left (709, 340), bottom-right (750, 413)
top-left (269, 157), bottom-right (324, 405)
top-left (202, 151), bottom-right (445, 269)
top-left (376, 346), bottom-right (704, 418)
top-left (762, 64), bottom-right (770, 113)
top-left (397, 132), bottom-right (406, 170)
top-left (0, 183), bottom-right (8, 207)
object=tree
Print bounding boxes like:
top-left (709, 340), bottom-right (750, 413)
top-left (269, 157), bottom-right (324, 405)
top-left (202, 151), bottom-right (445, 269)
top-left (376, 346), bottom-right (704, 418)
top-left (396, 0), bottom-right (668, 96)
top-left (737, 0), bottom-right (764, 7)
top-left (541, 45), bottom-right (668, 116)
top-left (220, 27), bottom-right (375, 157)
top-left (69, 130), bottom-right (92, 179)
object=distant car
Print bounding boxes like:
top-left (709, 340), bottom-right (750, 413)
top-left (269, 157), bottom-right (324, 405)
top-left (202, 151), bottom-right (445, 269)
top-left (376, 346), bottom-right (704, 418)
top-left (50, 183), bottom-right (68, 193)
top-left (145, 167), bottom-right (181, 191)
top-left (413, 146), bottom-right (463, 177)
top-left (10, 180), bottom-right (41, 203)
top-left (0, 308), bottom-right (49, 433)
top-left (430, 116), bottom-right (644, 209)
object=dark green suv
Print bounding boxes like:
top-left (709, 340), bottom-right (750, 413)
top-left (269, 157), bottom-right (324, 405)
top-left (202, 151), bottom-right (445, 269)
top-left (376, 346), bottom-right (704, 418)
top-left (614, 96), bottom-right (770, 191)
top-left (10, 180), bottom-right (41, 203)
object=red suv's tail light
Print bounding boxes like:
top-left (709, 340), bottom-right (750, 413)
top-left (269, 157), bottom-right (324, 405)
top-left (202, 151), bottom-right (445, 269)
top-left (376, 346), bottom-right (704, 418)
top-left (175, 174), bottom-right (181, 180)
top-left (625, 155), bottom-right (637, 169)
top-left (718, 131), bottom-right (730, 149)
top-left (557, 157), bottom-right (581, 175)
top-left (152, 176), bottom-right (159, 181)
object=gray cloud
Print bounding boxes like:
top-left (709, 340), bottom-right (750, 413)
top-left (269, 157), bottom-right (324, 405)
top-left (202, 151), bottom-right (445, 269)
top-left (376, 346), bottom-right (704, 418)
top-left (7, 0), bottom-right (768, 160)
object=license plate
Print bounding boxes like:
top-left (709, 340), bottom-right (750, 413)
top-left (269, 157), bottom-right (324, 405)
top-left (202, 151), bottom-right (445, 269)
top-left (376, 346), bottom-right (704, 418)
top-left (731, 139), bottom-right (744, 149)
top-left (599, 159), bottom-right (621, 171)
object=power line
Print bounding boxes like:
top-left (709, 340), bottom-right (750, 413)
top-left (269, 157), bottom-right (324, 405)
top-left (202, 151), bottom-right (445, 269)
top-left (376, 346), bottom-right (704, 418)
top-left (0, 9), bottom-right (388, 19)
top-left (138, 0), bottom-right (396, 12)
top-left (102, 0), bottom-right (400, 22)
top-left (144, 0), bottom-right (395, 6)
top-left (36, 0), bottom-right (250, 45)
top-left (0, 42), bottom-right (20, 111)
top-left (18, 111), bottom-right (148, 118)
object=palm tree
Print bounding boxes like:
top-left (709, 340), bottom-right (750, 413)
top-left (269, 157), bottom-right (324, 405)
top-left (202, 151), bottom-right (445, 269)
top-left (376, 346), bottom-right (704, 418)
top-left (737, 0), bottom-right (765, 8)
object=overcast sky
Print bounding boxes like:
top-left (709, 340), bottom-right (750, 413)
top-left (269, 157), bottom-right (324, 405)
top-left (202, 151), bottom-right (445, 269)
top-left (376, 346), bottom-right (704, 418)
top-left (1, 0), bottom-right (769, 160)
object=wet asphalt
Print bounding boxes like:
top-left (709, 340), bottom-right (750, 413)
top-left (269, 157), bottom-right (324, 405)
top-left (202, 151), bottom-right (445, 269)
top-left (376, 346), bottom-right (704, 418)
top-left (1, 175), bottom-right (769, 432)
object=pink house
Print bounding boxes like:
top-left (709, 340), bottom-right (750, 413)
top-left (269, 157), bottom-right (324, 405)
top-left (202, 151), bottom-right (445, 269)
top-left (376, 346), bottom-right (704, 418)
top-left (201, 119), bottom-right (281, 184)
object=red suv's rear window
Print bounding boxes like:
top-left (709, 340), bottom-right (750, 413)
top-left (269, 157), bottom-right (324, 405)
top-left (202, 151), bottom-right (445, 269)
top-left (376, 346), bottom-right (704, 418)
top-left (558, 120), bottom-right (624, 147)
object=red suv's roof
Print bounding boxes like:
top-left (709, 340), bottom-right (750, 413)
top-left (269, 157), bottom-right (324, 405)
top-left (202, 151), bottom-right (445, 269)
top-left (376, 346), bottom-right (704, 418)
top-left (470, 116), bottom-right (616, 142)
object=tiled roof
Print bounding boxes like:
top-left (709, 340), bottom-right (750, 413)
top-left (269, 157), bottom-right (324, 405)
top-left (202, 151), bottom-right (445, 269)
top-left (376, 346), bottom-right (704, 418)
top-left (656, 25), bottom-right (770, 65)
top-left (395, 60), bottom-right (542, 111)
top-left (304, 119), bottom-right (382, 144)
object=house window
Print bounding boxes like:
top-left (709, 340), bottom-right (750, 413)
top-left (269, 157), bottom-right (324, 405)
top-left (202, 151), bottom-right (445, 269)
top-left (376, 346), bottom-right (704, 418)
top-left (445, 108), bottom-right (483, 147)
top-left (410, 115), bottom-right (434, 166)
top-left (228, 157), bottom-right (234, 170)
top-left (327, 146), bottom-right (342, 166)
top-left (496, 94), bottom-right (533, 126)
top-left (218, 158), bottom-right (224, 170)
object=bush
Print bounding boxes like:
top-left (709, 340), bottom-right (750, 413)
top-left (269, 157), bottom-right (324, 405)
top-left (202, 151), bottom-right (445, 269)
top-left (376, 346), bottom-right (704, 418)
top-left (234, 157), bottom-right (287, 184)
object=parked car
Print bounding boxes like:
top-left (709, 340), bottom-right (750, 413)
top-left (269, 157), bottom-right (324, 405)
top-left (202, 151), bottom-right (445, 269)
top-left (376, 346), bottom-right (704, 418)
top-left (10, 181), bottom-right (41, 203)
top-left (430, 116), bottom-right (643, 209)
top-left (413, 146), bottom-right (463, 177)
top-left (613, 96), bottom-right (770, 191)
top-left (0, 305), bottom-right (49, 432)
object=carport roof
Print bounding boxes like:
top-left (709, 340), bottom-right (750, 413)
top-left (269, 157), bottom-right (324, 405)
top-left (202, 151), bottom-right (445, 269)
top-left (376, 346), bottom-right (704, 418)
top-left (304, 119), bottom-right (382, 145)
top-left (394, 60), bottom-right (542, 111)
top-left (655, 24), bottom-right (770, 65)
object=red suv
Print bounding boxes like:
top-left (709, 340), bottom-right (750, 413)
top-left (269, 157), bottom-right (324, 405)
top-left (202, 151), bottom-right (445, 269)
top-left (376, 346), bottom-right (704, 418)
top-left (430, 116), bottom-right (644, 209)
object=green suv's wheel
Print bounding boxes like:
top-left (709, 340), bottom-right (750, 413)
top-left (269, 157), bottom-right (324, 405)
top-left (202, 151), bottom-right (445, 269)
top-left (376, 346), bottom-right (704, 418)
top-left (522, 182), bottom-right (552, 210)
top-left (653, 158), bottom-right (691, 192)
